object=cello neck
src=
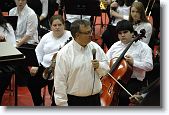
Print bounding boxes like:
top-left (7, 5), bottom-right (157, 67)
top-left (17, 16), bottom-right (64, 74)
top-left (109, 40), bottom-right (133, 74)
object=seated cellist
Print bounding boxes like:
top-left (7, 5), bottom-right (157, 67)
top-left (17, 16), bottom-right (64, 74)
top-left (106, 20), bottom-right (153, 106)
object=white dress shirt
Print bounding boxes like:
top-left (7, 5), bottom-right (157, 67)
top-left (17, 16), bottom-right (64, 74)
top-left (106, 40), bottom-right (153, 81)
top-left (133, 22), bottom-right (153, 44)
top-left (0, 23), bottom-right (16, 46)
top-left (35, 30), bottom-right (72, 68)
top-left (54, 40), bottom-right (110, 106)
top-left (9, 4), bottom-right (39, 44)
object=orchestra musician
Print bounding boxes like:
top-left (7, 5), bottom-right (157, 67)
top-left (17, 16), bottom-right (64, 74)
top-left (27, 0), bottom-right (48, 26)
top-left (53, 19), bottom-right (110, 106)
top-left (28, 15), bottom-right (72, 106)
top-left (27, 0), bottom-right (49, 37)
top-left (129, 77), bottom-right (160, 106)
top-left (129, 1), bottom-right (152, 45)
top-left (9, 0), bottom-right (39, 47)
top-left (106, 20), bottom-right (153, 106)
top-left (8, 0), bottom-right (39, 87)
top-left (101, 0), bottom-right (134, 49)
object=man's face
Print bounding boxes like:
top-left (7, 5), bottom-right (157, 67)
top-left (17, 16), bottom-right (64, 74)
top-left (76, 25), bottom-right (92, 47)
top-left (118, 30), bottom-right (133, 44)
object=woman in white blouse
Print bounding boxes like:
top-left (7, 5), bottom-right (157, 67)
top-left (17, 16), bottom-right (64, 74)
top-left (129, 1), bottom-right (152, 45)
top-left (29, 15), bottom-right (72, 106)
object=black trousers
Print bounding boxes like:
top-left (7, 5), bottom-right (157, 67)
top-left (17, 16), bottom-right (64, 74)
top-left (27, 64), bottom-right (54, 106)
top-left (67, 93), bottom-right (101, 106)
top-left (118, 78), bottom-right (142, 106)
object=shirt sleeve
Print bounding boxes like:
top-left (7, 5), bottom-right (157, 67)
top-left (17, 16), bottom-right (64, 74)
top-left (35, 36), bottom-right (46, 65)
top-left (53, 52), bottom-right (69, 106)
top-left (141, 23), bottom-right (152, 44)
top-left (95, 46), bottom-right (110, 77)
top-left (26, 13), bottom-right (38, 37)
top-left (133, 44), bottom-right (153, 71)
top-left (6, 23), bottom-right (16, 47)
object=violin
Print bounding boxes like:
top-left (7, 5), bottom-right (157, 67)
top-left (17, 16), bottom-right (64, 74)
top-left (100, 29), bottom-right (146, 106)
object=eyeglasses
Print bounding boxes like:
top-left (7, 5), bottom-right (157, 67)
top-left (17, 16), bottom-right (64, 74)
top-left (78, 30), bottom-right (93, 35)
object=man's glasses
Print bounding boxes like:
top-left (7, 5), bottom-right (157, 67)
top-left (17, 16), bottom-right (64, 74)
top-left (78, 30), bottom-right (93, 35)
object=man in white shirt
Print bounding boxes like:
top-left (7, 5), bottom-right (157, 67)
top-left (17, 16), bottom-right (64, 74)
top-left (8, 0), bottom-right (39, 88)
top-left (106, 20), bottom-right (153, 106)
top-left (53, 19), bottom-right (110, 106)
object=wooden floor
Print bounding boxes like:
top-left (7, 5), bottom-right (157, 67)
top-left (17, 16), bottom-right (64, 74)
top-left (1, 12), bottom-right (109, 106)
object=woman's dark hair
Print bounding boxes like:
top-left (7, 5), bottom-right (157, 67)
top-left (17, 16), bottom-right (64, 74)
top-left (116, 20), bottom-right (134, 33)
top-left (0, 9), bottom-right (9, 32)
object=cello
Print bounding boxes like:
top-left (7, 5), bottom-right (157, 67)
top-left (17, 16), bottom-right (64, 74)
top-left (100, 29), bottom-right (146, 106)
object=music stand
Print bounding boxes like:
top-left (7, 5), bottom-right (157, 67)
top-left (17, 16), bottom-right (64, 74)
top-left (64, 0), bottom-right (101, 17)
top-left (0, 42), bottom-right (24, 62)
top-left (4, 16), bottom-right (18, 30)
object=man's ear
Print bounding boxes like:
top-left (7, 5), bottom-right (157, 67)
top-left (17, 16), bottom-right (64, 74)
top-left (75, 32), bottom-right (79, 40)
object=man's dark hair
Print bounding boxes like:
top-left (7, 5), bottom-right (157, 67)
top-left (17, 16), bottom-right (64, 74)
top-left (116, 20), bottom-right (134, 33)
top-left (70, 19), bottom-right (90, 38)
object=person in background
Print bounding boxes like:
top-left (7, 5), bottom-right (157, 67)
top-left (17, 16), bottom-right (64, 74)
top-left (101, 0), bottom-right (134, 49)
top-left (53, 19), bottom-right (110, 106)
top-left (0, 9), bottom-right (16, 105)
top-left (0, 10), bottom-right (16, 46)
top-left (27, 0), bottom-right (49, 37)
top-left (27, 0), bottom-right (58, 38)
top-left (129, 1), bottom-right (152, 45)
top-left (106, 20), bottom-right (153, 106)
top-left (8, 0), bottom-right (39, 88)
top-left (28, 15), bottom-right (72, 106)
top-left (129, 77), bottom-right (160, 106)
top-left (9, 0), bottom-right (39, 47)
top-left (27, 0), bottom-right (48, 24)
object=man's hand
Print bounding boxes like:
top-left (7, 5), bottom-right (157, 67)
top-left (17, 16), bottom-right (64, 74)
top-left (91, 59), bottom-right (99, 70)
top-left (129, 92), bottom-right (143, 106)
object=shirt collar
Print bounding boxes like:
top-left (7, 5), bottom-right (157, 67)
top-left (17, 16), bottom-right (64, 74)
top-left (72, 39), bottom-right (89, 51)
top-left (19, 4), bottom-right (28, 15)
